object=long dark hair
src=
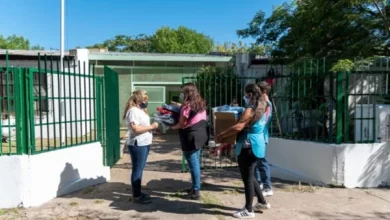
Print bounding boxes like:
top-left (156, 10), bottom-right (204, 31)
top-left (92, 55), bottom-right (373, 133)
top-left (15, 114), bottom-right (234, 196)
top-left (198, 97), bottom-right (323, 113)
top-left (257, 81), bottom-right (271, 95)
top-left (245, 83), bottom-right (267, 125)
top-left (181, 83), bottom-right (206, 113)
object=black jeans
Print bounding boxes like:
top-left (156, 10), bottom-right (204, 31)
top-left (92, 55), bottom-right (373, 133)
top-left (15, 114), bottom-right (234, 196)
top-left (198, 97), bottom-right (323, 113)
top-left (238, 148), bottom-right (266, 212)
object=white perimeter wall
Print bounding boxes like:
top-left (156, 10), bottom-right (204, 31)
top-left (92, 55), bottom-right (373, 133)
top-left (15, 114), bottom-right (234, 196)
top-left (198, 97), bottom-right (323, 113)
top-left (267, 138), bottom-right (390, 188)
top-left (0, 142), bottom-right (110, 209)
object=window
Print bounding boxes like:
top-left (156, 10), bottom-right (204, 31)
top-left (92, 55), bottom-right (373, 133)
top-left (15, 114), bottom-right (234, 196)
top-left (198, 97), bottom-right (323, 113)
top-left (0, 70), bottom-right (48, 114)
top-left (32, 72), bottom-right (49, 113)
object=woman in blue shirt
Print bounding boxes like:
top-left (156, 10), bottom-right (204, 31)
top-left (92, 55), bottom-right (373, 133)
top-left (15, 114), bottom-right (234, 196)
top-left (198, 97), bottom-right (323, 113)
top-left (216, 83), bottom-right (271, 219)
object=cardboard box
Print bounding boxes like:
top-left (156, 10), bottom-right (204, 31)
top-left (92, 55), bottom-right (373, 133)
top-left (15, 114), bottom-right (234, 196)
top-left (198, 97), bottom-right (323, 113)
top-left (214, 112), bottom-right (237, 144)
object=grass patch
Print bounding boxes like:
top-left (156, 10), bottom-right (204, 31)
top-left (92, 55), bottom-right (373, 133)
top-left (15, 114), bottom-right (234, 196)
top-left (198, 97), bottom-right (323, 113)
top-left (167, 190), bottom-right (185, 199)
top-left (0, 208), bottom-right (21, 216)
top-left (222, 189), bottom-right (241, 196)
top-left (94, 200), bottom-right (104, 204)
top-left (1, 132), bottom-right (95, 155)
top-left (69, 202), bottom-right (79, 207)
top-left (201, 193), bottom-right (222, 208)
top-left (232, 181), bottom-right (243, 186)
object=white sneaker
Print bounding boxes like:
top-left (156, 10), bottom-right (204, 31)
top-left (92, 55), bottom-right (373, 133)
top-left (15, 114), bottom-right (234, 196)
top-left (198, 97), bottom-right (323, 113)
top-left (233, 208), bottom-right (255, 219)
top-left (253, 202), bottom-right (271, 212)
top-left (260, 183), bottom-right (264, 190)
top-left (262, 189), bottom-right (273, 197)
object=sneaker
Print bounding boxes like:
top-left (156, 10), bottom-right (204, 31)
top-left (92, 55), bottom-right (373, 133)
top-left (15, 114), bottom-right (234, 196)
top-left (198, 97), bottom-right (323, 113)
top-left (233, 208), bottom-right (255, 219)
top-left (253, 202), bottom-right (271, 212)
top-left (132, 193), bottom-right (151, 204)
top-left (260, 183), bottom-right (264, 190)
top-left (262, 189), bottom-right (273, 197)
top-left (182, 190), bottom-right (201, 200)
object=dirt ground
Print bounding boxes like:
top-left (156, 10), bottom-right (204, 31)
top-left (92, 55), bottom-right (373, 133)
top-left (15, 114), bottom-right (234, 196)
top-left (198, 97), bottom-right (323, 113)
top-left (1, 134), bottom-right (390, 220)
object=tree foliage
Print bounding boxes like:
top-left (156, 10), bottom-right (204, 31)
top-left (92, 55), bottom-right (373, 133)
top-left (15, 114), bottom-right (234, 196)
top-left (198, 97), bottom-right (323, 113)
top-left (30, 44), bottom-right (45, 50)
top-left (237, 0), bottom-right (390, 64)
top-left (0, 34), bottom-right (30, 50)
top-left (152, 26), bottom-right (214, 54)
top-left (214, 41), bottom-right (271, 56)
top-left (87, 34), bottom-right (153, 52)
top-left (88, 26), bottom-right (214, 54)
top-left (0, 34), bottom-right (44, 50)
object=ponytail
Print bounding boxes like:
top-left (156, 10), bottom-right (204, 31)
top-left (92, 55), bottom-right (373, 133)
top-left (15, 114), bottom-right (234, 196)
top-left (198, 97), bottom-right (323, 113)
top-left (245, 83), bottom-right (267, 125)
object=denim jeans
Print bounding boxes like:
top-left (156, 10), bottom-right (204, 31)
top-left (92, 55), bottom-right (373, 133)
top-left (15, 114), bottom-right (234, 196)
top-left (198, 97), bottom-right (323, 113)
top-left (128, 145), bottom-right (150, 198)
top-left (255, 157), bottom-right (272, 190)
top-left (183, 149), bottom-right (201, 191)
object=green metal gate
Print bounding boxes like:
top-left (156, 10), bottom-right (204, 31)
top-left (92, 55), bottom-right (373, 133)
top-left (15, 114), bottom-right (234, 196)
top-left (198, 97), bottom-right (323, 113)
top-left (100, 66), bottom-right (120, 167)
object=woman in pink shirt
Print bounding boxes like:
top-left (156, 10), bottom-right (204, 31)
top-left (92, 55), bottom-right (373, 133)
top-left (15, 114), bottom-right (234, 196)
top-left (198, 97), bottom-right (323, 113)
top-left (171, 83), bottom-right (208, 200)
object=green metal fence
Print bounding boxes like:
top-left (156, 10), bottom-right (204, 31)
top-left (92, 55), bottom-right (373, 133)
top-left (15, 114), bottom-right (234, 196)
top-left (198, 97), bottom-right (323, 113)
top-left (180, 58), bottom-right (390, 171)
top-left (181, 73), bottom-right (252, 171)
top-left (0, 52), bottom-right (102, 156)
top-left (269, 59), bottom-right (337, 143)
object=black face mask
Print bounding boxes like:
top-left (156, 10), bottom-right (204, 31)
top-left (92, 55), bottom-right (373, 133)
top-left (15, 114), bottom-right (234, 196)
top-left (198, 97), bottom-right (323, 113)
top-left (140, 102), bottom-right (148, 109)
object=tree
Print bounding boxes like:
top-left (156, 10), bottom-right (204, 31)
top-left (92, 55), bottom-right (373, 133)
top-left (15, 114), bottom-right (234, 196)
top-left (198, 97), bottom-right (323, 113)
top-left (30, 44), bottom-right (45, 50)
top-left (152, 26), bottom-right (214, 54)
top-left (87, 34), bottom-right (153, 52)
top-left (214, 41), bottom-right (270, 56)
top-left (0, 34), bottom-right (45, 50)
top-left (87, 26), bottom-right (214, 54)
top-left (0, 34), bottom-right (30, 50)
top-left (237, 0), bottom-right (390, 65)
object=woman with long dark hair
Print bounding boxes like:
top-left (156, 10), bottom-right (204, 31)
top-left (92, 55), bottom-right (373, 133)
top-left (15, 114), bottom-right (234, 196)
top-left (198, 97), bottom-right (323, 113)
top-left (171, 83), bottom-right (208, 200)
top-left (216, 83), bottom-right (271, 219)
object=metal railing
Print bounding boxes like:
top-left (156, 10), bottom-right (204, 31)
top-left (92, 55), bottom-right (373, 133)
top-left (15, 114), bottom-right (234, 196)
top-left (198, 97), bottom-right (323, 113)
top-left (182, 58), bottom-right (390, 147)
top-left (0, 52), bottom-right (102, 156)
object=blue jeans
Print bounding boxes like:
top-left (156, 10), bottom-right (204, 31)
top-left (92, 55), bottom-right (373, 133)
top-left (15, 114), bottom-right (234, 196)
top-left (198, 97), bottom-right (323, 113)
top-left (128, 145), bottom-right (150, 198)
top-left (255, 157), bottom-right (272, 189)
top-left (183, 149), bottom-right (201, 191)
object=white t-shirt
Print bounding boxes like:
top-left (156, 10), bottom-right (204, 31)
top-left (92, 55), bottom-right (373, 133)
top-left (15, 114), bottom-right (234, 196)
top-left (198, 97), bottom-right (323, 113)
top-left (126, 107), bottom-right (153, 146)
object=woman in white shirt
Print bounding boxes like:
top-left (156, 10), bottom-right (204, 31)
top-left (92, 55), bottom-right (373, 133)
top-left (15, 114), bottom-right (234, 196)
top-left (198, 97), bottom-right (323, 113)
top-left (123, 90), bottom-right (158, 204)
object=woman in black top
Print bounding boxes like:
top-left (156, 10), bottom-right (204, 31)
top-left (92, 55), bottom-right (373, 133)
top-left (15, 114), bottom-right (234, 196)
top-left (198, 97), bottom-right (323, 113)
top-left (171, 83), bottom-right (208, 200)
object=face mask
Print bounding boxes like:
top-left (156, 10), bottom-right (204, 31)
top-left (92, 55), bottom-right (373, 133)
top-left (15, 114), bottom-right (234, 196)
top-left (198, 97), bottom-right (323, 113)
top-left (179, 93), bottom-right (184, 101)
top-left (140, 102), bottom-right (148, 109)
top-left (243, 95), bottom-right (251, 105)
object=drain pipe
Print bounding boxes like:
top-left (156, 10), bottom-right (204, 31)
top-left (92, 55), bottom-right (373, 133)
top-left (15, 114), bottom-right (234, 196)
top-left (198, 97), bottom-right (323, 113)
top-left (59, 0), bottom-right (65, 145)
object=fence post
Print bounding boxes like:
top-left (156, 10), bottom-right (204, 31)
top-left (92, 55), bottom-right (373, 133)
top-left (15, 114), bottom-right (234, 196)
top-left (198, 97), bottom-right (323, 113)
top-left (343, 71), bottom-right (350, 143)
top-left (26, 68), bottom-right (36, 154)
top-left (336, 72), bottom-right (345, 144)
top-left (14, 68), bottom-right (27, 154)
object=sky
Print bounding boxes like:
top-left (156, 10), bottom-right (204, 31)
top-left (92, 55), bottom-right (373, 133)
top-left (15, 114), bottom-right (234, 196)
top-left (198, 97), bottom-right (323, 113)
top-left (0, 0), bottom-right (286, 50)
